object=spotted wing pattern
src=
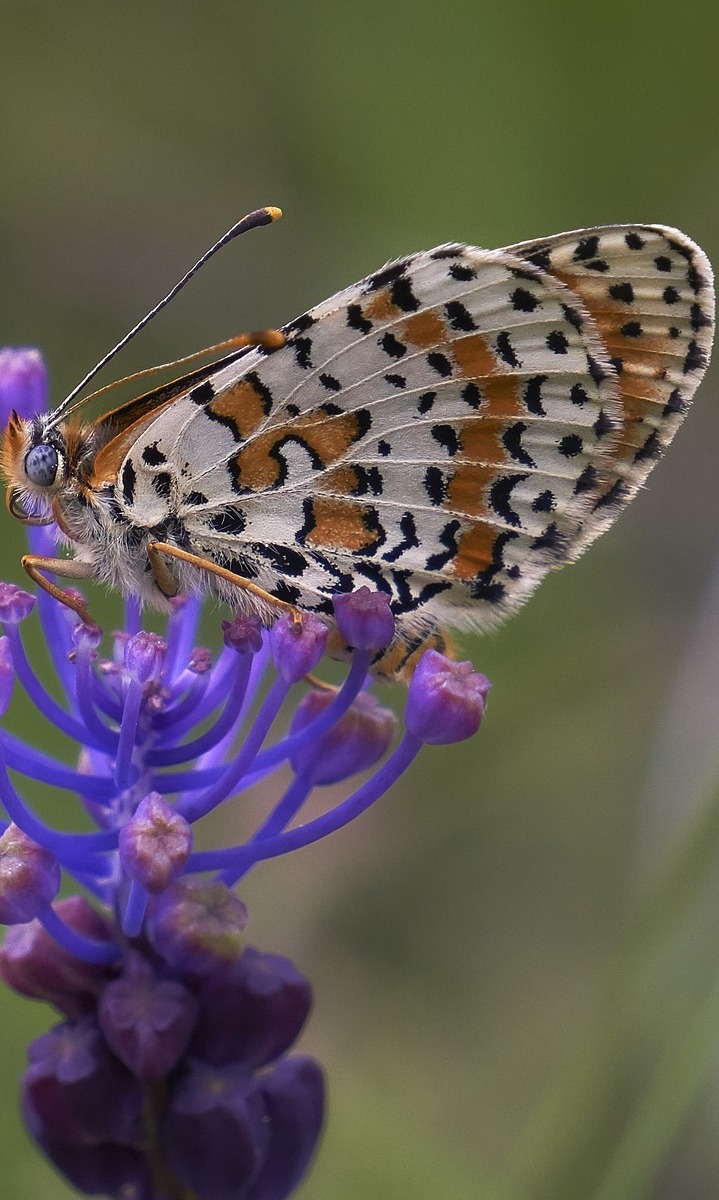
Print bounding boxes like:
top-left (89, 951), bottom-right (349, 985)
top-left (506, 226), bottom-right (715, 546)
top-left (115, 225), bottom-right (714, 665)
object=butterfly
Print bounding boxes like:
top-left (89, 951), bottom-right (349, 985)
top-left (2, 208), bottom-right (715, 676)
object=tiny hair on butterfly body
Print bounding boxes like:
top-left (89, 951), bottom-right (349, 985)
top-left (2, 208), bottom-right (715, 678)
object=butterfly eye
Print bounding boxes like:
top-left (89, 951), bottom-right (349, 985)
top-left (24, 444), bottom-right (59, 488)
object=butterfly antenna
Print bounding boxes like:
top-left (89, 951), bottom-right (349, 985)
top-left (48, 206), bottom-right (282, 427)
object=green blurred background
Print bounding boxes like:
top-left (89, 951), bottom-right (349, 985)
top-left (2, 2), bottom-right (719, 1197)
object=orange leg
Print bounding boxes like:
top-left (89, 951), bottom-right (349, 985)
top-left (21, 554), bottom-right (94, 622)
top-left (146, 542), bottom-right (303, 624)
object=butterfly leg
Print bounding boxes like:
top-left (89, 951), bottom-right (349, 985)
top-left (146, 542), bottom-right (303, 624)
top-left (21, 554), bottom-right (94, 622)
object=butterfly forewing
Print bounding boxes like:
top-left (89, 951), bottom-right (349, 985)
top-left (113, 226), bottom-right (713, 647)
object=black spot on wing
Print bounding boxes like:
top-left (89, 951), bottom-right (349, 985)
top-left (122, 460), bottom-right (137, 505)
top-left (684, 340), bottom-right (706, 373)
top-left (256, 543), bottom-right (309, 577)
top-left (417, 391), bottom-right (436, 414)
top-left (495, 331), bottom-right (520, 367)
top-left (445, 301), bottom-right (477, 331)
top-left (510, 287), bottom-right (539, 313)
top-left (365, 260), bottom-right (410, 292)
top-left (609, 282), bottom-right (635, 303)
top-left (573, 235), bottom-right (600, 261)
top-left (432, 425), bottom-right (460, 455)
top-left (190, 381), bottom-right (215, 406)
top-left (546, 330), bottom-right (569, 355)
top-left (390, 276), bottom-right (420, 312)
top-left (489, 474), bottom-right (527, 527)
top-left (347, 304), bottom-right (372, 334)
top-left (210, 508), bottom-right (246, 536)
top-left (283, 312), bottom-right (317, 336)
top-left (184, 490), bottom-right (208, 506)
top-left (427, 352), bottom-right (452, 378)
top-left (625, 232), bottom-right (645, 250)
top-left (152, 473), bottom-right (172, 500)
top-left (449, 263), bottom-right (476, 282)
top-left (524, 376), bottom-right (547, 416)
top-left (142, 442), bottom-right (167, 467)
top-left (381, 332), bottom-right (407, 360)
top-left (424, 466), bottom-right (447, 506)
top-left (503, 422), bottom-right (536, 468)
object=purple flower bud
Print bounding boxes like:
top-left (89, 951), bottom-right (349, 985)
top-left (0, 895), bottom-right (115, 1018)
top-left (405, 650), bottom-right (491, 744)
top-left (119, 793), bottom-right (192, 894)
top-left (290, 690), bottom-right (396, 785)
top-left (98, 951), bottom-right (198, 1081)
top-left (248, 1057), bottom-right (325, 1200)
top-left (0, 582), bottom-right (36, 625)
top-left (222, 613), bottom-right (263, 655)
top-left (0, 635), bottom-right (14, 716)
top-left (24, 1102), bottom-right (154, 1200)
top-left (270, 612), bottom-right (328, 684)
top-left (147, 879), bottom-right (249, 978)
top-left (160, 1060), bottom-right (269, 1200)
top-left (24, 1017), bottom-right (144, 1143)
top-left (191, 947), bottom-right (312, 1069)
top-left (0, 825), bottom-right (60, 924)
top-left (0, 348), bottom-right (49, 421)
top-left (124, 631), bottom-right (167, 684)
top-left (189, 646), bottom-right (213, 674)
top-left (333, 586), bottom-right (395, 650)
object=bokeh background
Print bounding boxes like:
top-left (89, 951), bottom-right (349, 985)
top-left (2, 2), bottom-right (719, 1197)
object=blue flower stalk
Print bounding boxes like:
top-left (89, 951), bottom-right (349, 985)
top-left (0, 349), bottom-right (492, 1200)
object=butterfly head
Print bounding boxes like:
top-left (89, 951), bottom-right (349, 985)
top-left (2, 412), bottom-right (70, 524)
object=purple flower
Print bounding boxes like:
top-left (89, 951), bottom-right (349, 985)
top-left (0, 347), bottom-right (491, 1199)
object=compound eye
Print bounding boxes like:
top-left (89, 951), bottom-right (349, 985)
top-left (25, 443), bottom-right (59, 488)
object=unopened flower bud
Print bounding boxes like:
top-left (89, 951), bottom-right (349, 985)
top-left (160, 1060), bottom-right (269, 1200)
top-left (222, 613), bottom-right (263, 656)
top-left (0, 825), bottom-right (60, 924)
top-left (0, 583), bottom-right (36, 625)
top-left (98, 951), bottom-right (198, 1081)
top-left (191, 947), bottom-right (312, 1069)
top-left (251, 1056), bottom-right (325, 1200)
top-left (24, 1017), bottom-right (144, 1143)
top-left (0, 895), bottom-right (114, 1018)
top-left (119, 793), bottom-right (192, 894)
top-left (125, 632), bottom-right (166, 684)
top-left (405, 650), bottom-right (491, 744)
top-left (24, 1103), bottom-right (154, 1200)
top-left (270, 613), bottom-right (328, 683)
top-left (147, 879), bottom-right (249, 977)
top-left (290, 691), bottom-right (396, 785)
top-left (333, 587), bottom-right (395, 650)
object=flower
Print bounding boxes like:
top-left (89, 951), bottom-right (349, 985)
top-left (0, 348), bottom-right (491, 1199)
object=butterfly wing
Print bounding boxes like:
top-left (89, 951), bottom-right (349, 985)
top-left (505, 224), bottom-right (715, 547)
top-left (114, 227), bottom-right (713, 651)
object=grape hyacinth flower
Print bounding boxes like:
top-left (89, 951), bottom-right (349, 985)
top-left (0, 349), bottom-right (491, 1200)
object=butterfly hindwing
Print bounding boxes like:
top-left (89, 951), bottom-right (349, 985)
top-left (115, 228), bottom-right (713, 637)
